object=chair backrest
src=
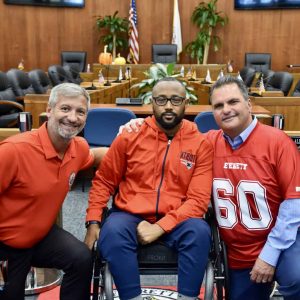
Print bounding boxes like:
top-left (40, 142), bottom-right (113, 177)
top-left (292, 80), bottom-right (300, 96)
top-left (48, 65), bottom-right (70, 86)
top-left (245, 53), bottom-right (272, 72)
top-left (0, 100), bottom-right (24, 128)
top-left (84, 108), bottom-right (136, 147)
top-left (0, 71), bottom-right (16, 101)
top-left (61, 51), bottom-right (87, 72)
top-left (239, 67), bottom-right (256, 87)
top-left (194, 111), bottom-right (219, 133)
top-left (6, 69), bottom-right (35, 97)
top-left (152, 44), bottom-right (177, 64)
top-left (28, 69), bottom-right (51, 94)
top-left (265, 71), bottom-right (293, 96)
top-left (63, 65), bottom-right (82, 85)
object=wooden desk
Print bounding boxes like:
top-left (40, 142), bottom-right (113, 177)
top-left (0, 128), bottom-right (20, 141)
top-left (251, 96), bottom-right (300, 131)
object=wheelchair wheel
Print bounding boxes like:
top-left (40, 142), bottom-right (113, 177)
top-left (269, 281), bottom-right (278, 298)
top-left (103, 263), bottom-right (114, 300)
top-left (210, 220), bottom-right (230, 300)
top-left (204, 260), bottom-right (214, 300)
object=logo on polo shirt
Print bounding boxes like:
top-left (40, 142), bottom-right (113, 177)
top-left (69, 172), bottom-right (76, 189)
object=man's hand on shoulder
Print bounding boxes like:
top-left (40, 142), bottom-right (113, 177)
top-left (118, 118), bottom-right (145, 135)
top-left (137, 220), bottom-right (165, 245)
top-left (250, 257), bottom-right (275, 283)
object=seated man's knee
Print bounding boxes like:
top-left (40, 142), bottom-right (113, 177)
top-left (180, 218), bottom-right (211, 249)
top-left (99, 219), bottom-right (136, 256)
top-left (187, 218), bottom-right (211, 240)
top-left (279, 273), bottom-right (300, 299)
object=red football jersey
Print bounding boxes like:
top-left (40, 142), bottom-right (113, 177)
top-left (207, 123), bottom-right (300, 269)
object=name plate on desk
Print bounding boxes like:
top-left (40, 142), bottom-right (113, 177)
top-left (290, 136), bottom-right (300, 151)
top-left (286, 131), bottom-right (300, 151)
top-left (116, 98), bottom-right (143, 106)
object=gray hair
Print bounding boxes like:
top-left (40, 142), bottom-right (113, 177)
top-left (48, 83), bottom-right (90, 109)
top-left (210, 75), bottom-right (249, 102)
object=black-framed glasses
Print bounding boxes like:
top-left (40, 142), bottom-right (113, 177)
top-left (152, 96), bottom-right (186, 106)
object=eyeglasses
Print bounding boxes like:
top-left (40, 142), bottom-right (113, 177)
top-left (152, 96), bottom-right (186, 106)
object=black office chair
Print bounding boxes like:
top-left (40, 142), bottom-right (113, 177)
top-left (152, 44), bottom-right (177, 64)
top-left (245, 53), bottom-right (272, 72)
top-left (0, 71), bottom-right (17, 101)
top-left (63, 65), bottom-right (82, 85)
top-left (0, 100), bottom-right (24, 128)
top-left (48, 65), bottom-right (70, 86)
top-left (6, 69), bottom-right (35, 97)
top-left (265, 71), bottom-right (293, 96)
top-left (292, 80), bottom-right (300, 96)
top-left (0, 71), bottom-right (23, 128)
top-left (28, 69), bottom-right (52, 94)
top-left (239, 67), bottom-right (256, 87)
top-left (61, 51), bottom-right (87, 72)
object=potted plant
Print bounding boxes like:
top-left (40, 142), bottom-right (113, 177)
top-left (96, 11), bottom-right (129, 61)
top-left (185, 0), bottom-right (228, 64)
top-left (132, 63), bottom-right (197, 104)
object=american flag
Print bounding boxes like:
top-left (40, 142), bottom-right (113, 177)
top-left (128, 0), bottom-right (139, 64)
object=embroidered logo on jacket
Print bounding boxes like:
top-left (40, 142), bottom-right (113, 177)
top-left (180, 152), bottom-right (196, 170)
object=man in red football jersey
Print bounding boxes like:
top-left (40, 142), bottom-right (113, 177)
top-left (207, 75), bottom-right (300, 300)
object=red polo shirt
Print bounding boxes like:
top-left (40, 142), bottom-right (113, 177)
top-left (0, 123), bottom-right (93, 248)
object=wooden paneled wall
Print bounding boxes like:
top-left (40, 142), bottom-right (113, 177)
top-left (0, 0), bottom-right (299, 72)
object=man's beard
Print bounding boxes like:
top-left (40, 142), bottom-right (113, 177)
top-left (155, 110), bottom-right (185, 130)
top-left (48, 118), bottom-right (84, 140)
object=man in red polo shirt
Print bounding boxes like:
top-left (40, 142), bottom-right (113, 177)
top-left (0, 83), bottom-right (106, 300)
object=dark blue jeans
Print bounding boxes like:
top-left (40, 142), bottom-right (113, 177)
top-left (99, 211), bottom-right (211, 300)
top-left (229, 230), bottom-right (300, 300)
top-left (0, 225), bottom-right (92, 300)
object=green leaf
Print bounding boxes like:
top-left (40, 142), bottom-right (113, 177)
top-left (166, 63), bottom-right (175, 76)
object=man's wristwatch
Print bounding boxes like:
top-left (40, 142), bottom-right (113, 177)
top-left (85, 220), bottom-right (101, 228)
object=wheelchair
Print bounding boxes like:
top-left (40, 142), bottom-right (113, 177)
top-left (90, 207), bottom-right (230, 300)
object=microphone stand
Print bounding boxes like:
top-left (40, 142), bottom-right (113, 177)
top-left (127, 67), bottom-right (131, 98)
top-left (104, 65), bottom-right (111, 86)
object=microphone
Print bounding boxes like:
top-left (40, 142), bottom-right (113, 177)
top-left (115, 67), bottom-right (143, 106)
top-left (112, 66), bottom-right (123, 83)
top-left (126, 67), bottom-right (132, 98)
top-left (104, 65), bottom-right (111, 86)
top-left (85, 82), bottom-right (96, 90)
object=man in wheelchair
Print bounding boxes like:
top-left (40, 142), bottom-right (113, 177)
top-left (84, 77), bottom-right (214, 300)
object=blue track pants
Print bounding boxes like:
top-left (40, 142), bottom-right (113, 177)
top-left (99, 211), bottom-right (211, 300)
